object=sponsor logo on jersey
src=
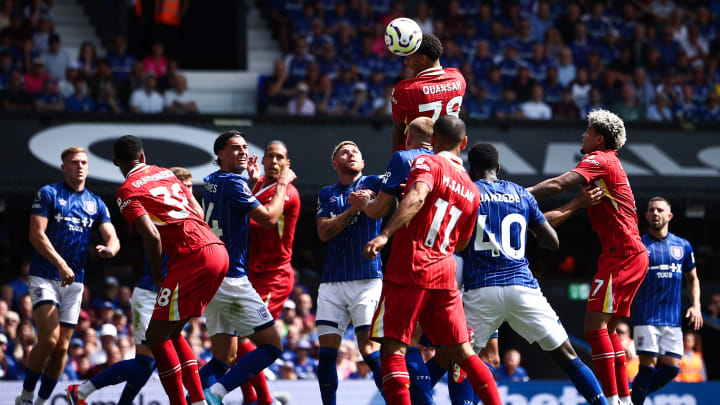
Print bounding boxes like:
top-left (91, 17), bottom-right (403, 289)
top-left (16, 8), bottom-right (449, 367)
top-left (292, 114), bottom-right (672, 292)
top-left (58, 198), bottom-right (66, 206)
top-left (670, 245), bottom-right (684, 260)
top-left (583, 155), bottom-right (600, 166)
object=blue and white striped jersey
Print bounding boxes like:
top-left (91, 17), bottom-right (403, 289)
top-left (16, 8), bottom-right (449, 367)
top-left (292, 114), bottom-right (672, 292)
top-left (316, 175), bottom-right (383, 283)
top-left (462, 180), bottom-right (546, 290)
top-left (633, 233), bottom-right (695, 327)
top-left (380, 147), bottom-right (433, 197)
top-left (137, 253), bottom-right (169, 292)
top-left (202, 171), bottom-right (261, 278)
top-left (30, 183), bottom-right (111, 283)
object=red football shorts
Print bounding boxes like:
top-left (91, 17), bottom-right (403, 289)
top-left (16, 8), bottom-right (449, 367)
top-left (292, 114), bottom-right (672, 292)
top-left (248, 265), bottom-right (294, 320)
top-left (587, 250), bottom-right (649, 318)
top-left (370, 281), bottom-right (468, 346)
top-left (152, 243), bottom-right (228, 321)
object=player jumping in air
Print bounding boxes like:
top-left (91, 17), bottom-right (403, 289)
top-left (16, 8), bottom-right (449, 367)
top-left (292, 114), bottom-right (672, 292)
top-left (391, 33), bottom-right (466, 152)
top-left (364, 116), bottom-right (501, 405)
top-left (113, 136), bottom-right (228, 405)
top-left (19, 146), bottom-right (119, 405)
top-left (527, 110), bottom-right (649, 405)
top-left (631, 197), bottom-right (702, 404)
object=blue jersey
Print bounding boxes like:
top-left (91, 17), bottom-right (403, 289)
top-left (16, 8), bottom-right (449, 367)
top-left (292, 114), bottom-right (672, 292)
top-left (462, 180), bottom-right (546, 290)
top-left (316, 175), bottom-right (383, 283)
top-left (137, 253), bottom-right (169, 292)
top-left (202, 171), bottom-right (261, 278)
top-left (29, 183), bottom-right (111, 283)
top-left (633, 233), bottom-right (695, 327)
top-left (380, 148), bottom-right (433, 198)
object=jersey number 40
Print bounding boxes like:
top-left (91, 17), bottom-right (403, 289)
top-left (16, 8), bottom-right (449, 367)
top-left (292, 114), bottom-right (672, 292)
top-left (473, 214), bottom-right (527, 259)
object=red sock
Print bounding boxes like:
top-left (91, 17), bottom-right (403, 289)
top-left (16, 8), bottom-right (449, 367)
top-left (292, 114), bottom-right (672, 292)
top-left (460, 355), bottom-right (502, 405)
top-left (172, 335), bottom-right (203, 403)
top-left (250, 372), bottom-right (273, 404)
top-left (237, 341), bottom-right (258, 404)
top-left (380, 353), bottom-right (411, 405)
top-left (151, 339), bottom-right (185, 405)
top-left (610, 332), bottom-right (630, 398)
top-left (587, 328), bottom-right (618, 397)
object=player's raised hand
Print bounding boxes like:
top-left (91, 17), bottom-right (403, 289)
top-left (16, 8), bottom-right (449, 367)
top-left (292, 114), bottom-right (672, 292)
top-left (686, 304), bottom-right (703, 330)
top-left (247, 155), bottom-right (261, 182)
top-left (348, 190), bottom-right (375, 211)
top-left (575, 185), bottom-right (603, 208)
top-left (96, 244), bottom-right (115, 258)
top-left (59, 263), bottom-right (75, 286)
top-left (363, 234), bottom-right (388, 259)
top-left (279, 167), bottom-right (297, 185)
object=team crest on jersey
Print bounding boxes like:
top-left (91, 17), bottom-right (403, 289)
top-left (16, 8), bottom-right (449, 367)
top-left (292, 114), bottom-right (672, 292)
top-left (670, 246), bottom-right (684, 260)
top-left (35, 287), bottom-right (42, 298)
top-left (84, 200), bottom-right (97, 215)
top-left (58, 198), bottom-right (66, 206)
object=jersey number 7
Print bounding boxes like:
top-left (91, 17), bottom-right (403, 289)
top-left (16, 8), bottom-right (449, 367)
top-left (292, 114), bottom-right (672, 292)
top-left (418, 96), bottom-right (463, 120)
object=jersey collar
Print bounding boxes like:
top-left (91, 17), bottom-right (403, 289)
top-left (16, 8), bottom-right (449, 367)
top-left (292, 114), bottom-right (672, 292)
top-left (126, 163), bottom-right (147, 178)
top-left (416, 66), bottom-right (444, 77)
top-left (437, 151), bottom-right (465, 169)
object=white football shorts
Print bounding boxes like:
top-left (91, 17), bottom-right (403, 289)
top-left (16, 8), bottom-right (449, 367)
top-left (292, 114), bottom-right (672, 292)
top-left (316, 278), bottom-right (382, 336)
top-left (204, 276), bottom-right (274, 338)
top-left (131, 287), bottom-right (157, 345)
top-left (633, 325), bottom-right (683, 358)
top-left (28, 275), bottom-right (84, 328)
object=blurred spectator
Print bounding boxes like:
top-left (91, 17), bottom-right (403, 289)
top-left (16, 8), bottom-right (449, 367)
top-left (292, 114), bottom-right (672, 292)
top-left (616, 321), bottom-right (638, 379)
top-left (163, 74), bottom-right (197, 114)
top-left (527, 43), bottom-right (550, 82)
top-left (465, 87), bottom-right (494, 120)
top-left (157, 58), bottom-right (179, 92)
top-left (0, 50), bottom-right (11, 88)
top-left (77, 41), bottom-right (98, 77)
top-left (293, 339), bottom-right (318, 379)
top-left (553, 89), bottom-right (581, 119)
top-left (65, 77), bottom-right (95, 112)
top-left (287, 82), bottom-right (315, 116)
top-left (521, 83), bottom-right (552, 120)
top-left (264, 60), bottom-right (296, 113)
top-left (87, 342), bottom-right (122, 378)
top-left (673, 84), bottom-right (700, 123)
top-left (2, 12), bottom-right (29, 48)
top-left (41, 33), bottom-right (69, 80)
top-left (582, 88), bottom-right (606, 118)
top-left (676, 332), bottom-right (706, 382)
top-left (285, 36), bottom-right (315, 84)
top-left (509, 66), bottom-right (535, 102)
top-left (632, 67), bottom-right (656, 111)
top-left (106, 35), bottom-right (135, 83)
top-left (18, 294), bottom-right (32, 321)
top-left (569, 23), bottom-right (590, 68)
top-left (646, 92), bottom-right (673, 122)
top-left (336, 341), bottom-right (357, 380)
top-left (31, 15), bottom-right (52, 55)
top-left (554, 3), bottom-right (581, 44)
top-left (95, 80), bottom-right (123, 112)
top-left (413, 2), bottom-right (433, 35)
top-left (496, 349), bottom-right (529, 382)
top-left (7, 260), bottom-right (29, 308)
top-left (528, 1), bottom-right (554, 42)
top-left (347, 82), bottom-right (372, 116)
top-left (23, 58), bottom-right (47, 95)
top-left (0, 1), bottom-right (11, 31)
top-left (702, 94), bottom-right (720, 121)
top-left (556, 47), bottom-right (576, 87)
top-left (543, 66), bottom-right (563, 106)
top-left (608, 46), bottom-right (635, 83)
top-left (493, 88), bottom-right (522, 119)
top-left (655, 27), bottom-right (680, 67)
top-left (497, 44), bottom-right (522, 84)
top-left (470, 40), bottom-right (493, 81)
top-left (142, 41), bottom-right (168, 78)
top-left (0, 70), bottom-right (33, 111)
top-left (58, 61), bottom-right (80, 99)
top-left (130, 72), bottom-right (163, 113)
top-left (570, 67), bottom-right (591, 110)
top-left (650, 0), bottom-right (676, 23)
top-left (279, 360), bottom-right (298, 380)
top-left (612, 83), bottom-right (644, 121)
top-left (90, 323), bottom-right (117, 366)
top-left (34, 77), bottom-right (63, 112)
top-left (0, 332), bottom-right (22, 380)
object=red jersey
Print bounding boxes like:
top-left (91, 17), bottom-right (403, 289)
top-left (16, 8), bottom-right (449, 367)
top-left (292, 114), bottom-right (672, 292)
top-left (116, 164), bottom-right (222, 257)
top-left (392, 67), bottom-right (466, 149)
top-left (571, 149), bottom-right (645, 256)
top-left (249, 177), bottom-right (301, 273)
top-left (385, 152), bottom-right (480, 290)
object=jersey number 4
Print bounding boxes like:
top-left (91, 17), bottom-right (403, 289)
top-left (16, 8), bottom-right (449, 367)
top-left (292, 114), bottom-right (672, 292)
top-left (418, 96), bottom-right (463, 120)
top-left (473, 214), bottom-right (527, 259)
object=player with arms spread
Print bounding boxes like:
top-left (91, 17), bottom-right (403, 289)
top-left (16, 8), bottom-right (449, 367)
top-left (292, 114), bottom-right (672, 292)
top-left (19, 146), bottom-right (119, 405)
top-left (631, 197), bottom-right (702, 405)
top-left (391, 33), bottom-right (466, 152)
top-left (527, 110), bottom-right (649, 405)
top-left (113, 136), bottom-right (228, 405)
top-left (364, 116), bottom-right (500, 405)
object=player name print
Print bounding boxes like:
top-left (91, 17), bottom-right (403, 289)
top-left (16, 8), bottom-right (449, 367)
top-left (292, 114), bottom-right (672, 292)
top-left (442, 174), bottom-right (475, 203)
top-left (479, 193), bottom-right (521, 203)
top-left (422, 80), bottom-right (464, 95)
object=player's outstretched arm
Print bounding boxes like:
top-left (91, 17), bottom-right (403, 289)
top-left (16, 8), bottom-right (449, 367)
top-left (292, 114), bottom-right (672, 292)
top-left (527, 171), bottom-right (586, 201)
top-left (29, 214), bottom-right (75, 285)
top-left (133, 214), bottom-right (164, 290)
top-left (363, 181), bottom-right (430, 259)
top-left (248, 167), bottom-right (295, 228)
top-left (531, 221), bottom-right (559, 251)
top-left (96, 221), bottom-right (121, 258)
top-left (349, 190), bottom-right (393, 219)
top-left (685, 269), bottom-right (703, 330)
top-left (543, 185), bottom-right (603, 227)
top-left (391, 120), bottom-right (405, 152)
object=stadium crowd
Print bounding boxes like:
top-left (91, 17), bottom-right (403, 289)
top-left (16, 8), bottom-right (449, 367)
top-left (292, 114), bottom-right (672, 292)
top-left (259, 0), bottom-right (720, 122)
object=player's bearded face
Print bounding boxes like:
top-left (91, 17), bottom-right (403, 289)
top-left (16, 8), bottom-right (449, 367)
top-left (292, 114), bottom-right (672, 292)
top-left (646, 202), bottom-right (671, 230)
top-left (334, 146), bottom-right (364, 175)
top-left (263, 144), bottom-right (289, 180)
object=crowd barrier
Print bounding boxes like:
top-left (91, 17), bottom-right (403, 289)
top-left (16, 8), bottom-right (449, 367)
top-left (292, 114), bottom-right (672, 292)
top-left (0, 379), bottom-right (716, 404)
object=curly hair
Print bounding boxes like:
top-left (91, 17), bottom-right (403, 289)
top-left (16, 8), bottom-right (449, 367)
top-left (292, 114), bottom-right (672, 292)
top-left (587, 109), bottom-right (627, 151)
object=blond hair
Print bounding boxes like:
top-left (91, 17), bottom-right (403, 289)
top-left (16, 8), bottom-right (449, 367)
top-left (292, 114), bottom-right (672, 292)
top-left (331, 141), bottom-right (359, 162)
top-left (169, 167), bottom-right (192, 182)
top-left (587, 109), bottom-right (627, 151)
top-left (407, 117), bottom-right (434, 146)
top-left (61, 146), bottom-right (87, 161)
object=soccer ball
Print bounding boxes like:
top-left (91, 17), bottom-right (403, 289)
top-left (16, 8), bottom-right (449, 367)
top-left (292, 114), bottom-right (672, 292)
top-left (385, 17), bottom-right (423, 56)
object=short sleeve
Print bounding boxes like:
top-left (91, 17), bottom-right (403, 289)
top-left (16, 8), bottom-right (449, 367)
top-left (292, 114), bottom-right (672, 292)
top-left (391, 83), bottom-right (409, 122)
top-left (366, 175), bottom-right (384, 193)
top-left (570, 154), bottom-right (605, 183)
top-left (30, 186), bottom-right (53, 217)
top-left (683, 240), bottom-right (696, 272)
top-left (522, 187), bottom-right (547, 228)
top-left (96, 197), bottom-right (112, 224)
top-left (229, 178), bottom-right (261, 214)
top-left (381, 152), bottom-right (407, 196)
top-left (316, 188), bottom-right (331, 220)
top-left (406, 155), bottom-right (435, 192)
top-left (116, 188), bottom-right (147, 226)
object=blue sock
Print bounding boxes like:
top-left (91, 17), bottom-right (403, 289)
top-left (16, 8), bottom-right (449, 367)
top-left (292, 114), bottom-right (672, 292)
top-left (649, 364), bottom-right (680, 394)
top-left (37, 374), bottom-right (58, 400)
top-left (218, 344), bottom-right (281, 392)
top-left (22, 369), bottom-right (41, 392)
top-left (564, 357), bottom-right (609, 405)
top-left (199, 357), bottom-right (230, 389)
top-left (362, 350), bottom-right (383, 392)
top-left (118, 354), bottom-right (156, 405)
top-left (631, 365), bottom-right (654, 405)
top-left (425, 357), bottom-right (448, 388)
top-left (448, 377), bottom-right (476, 405)
top-left (318, 347), bottom-right (339, 405)
top-left (483, 361), bottom-right (496, 375)
top-left (406, 347), bottom-right (434, 405)
top-left (90, 358), bottom-right (140, 388)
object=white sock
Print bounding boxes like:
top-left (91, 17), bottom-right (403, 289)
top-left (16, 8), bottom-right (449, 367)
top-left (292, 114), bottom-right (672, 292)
top-left (619, 396), bottom-right (632, 405)
top-left (20, 390), bottom-right (34, 401)
top-left (210, 382), bottom-right (228, 399)
top-left (191, 401), bottom-right (207, 405)
top-left (607, 395), bottom-right (620, 405)
top-left (77, 381), bottom-right (97, 398)
top-left (33, 398), bottom-right (46, 405)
